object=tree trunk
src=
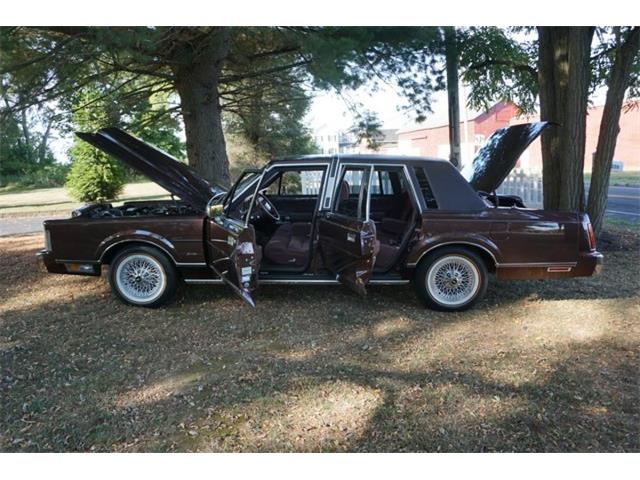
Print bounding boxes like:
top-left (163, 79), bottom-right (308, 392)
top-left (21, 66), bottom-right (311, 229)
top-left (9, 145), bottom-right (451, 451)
top-left (172, 28), bottom-right (232, 187)
top-left (537, 27), bottom-right (594, 211)
top-left (38, 117), bottom-right (53, 164)
top-left (444, 27), bottom-right (461, 169)
top-left (587, 27), bottom-right (640, 235)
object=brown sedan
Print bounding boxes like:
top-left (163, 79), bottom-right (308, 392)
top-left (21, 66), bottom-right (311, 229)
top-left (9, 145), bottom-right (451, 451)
top-left (38, 123), bottom-right (603, 311)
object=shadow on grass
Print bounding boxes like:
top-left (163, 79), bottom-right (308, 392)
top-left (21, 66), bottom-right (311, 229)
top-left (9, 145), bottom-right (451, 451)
top-left (1, 239), bottom-right (638, 452)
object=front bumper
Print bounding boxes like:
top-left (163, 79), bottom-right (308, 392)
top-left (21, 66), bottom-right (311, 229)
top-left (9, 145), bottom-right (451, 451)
top-left (37, 250), bottom-right (101, 276)
top-left (37, 249), bottom-right (67, 274)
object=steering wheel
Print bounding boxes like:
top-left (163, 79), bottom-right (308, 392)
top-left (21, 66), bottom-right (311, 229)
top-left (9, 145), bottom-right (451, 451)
top-left (255, 193), bottom-right (280, 221)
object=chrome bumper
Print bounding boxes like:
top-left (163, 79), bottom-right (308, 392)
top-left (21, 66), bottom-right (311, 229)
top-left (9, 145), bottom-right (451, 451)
top-left (594, 253), bottom-right (604, 275)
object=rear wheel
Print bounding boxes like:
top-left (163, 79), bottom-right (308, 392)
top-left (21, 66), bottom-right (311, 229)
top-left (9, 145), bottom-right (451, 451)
top-left (109, 246), bottom-right (177, 308)
top-left (414, 246), bottom-right (488, 311)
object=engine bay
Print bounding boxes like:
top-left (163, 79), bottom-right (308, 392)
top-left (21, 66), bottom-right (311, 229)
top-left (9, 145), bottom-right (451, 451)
top-left (76, 201), bottom-right (199, 219)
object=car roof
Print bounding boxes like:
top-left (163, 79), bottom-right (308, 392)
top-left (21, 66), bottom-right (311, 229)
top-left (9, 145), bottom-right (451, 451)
top-left (272, 154), bottom-right (449, 165)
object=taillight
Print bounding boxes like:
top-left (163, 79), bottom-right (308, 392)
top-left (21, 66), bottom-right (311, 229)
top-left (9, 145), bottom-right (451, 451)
top-left (586, 222), bottom-right (596, 251)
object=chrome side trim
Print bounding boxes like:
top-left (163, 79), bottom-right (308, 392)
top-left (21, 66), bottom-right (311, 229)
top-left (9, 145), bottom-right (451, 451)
top-left (183, 278), bottom-right (410, 286)
top-left (406, 241), bottom-right (499, 267)
top-left (497, 261), bottom-right (578, 268)
top-left (370, 279), bottom-right (410, 285)
top-left (175, 262), bottom-right (207, 267)
top-left (184, 278), bottom-right (224, 284)
top-left (99, 239), bottom-right (177, 264)
top-left (55, 259), bottom-right (100, 265)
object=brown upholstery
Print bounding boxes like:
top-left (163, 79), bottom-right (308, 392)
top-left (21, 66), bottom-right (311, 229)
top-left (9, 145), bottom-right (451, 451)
top-left (339, 180), bottom-right (350, 201)
top-left (264, 222), bottom-right (311, 267)
top-left (374, 192), bottom-right (414, 270)
top-left (375, 240), bottom-right (399, 271)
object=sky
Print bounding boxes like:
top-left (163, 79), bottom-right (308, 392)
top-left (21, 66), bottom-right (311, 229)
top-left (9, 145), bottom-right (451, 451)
top-left (304, 83), bottom-right (476, 135)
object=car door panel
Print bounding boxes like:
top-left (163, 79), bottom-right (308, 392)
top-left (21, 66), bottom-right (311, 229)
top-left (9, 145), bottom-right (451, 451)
top-left (206, 217), bottom-right (260, 307)
top-left (317, 165), bottom-right (377, 296)
top-left (204, 168), bottom-right (264, 307)
top-left (317, 214), bottom-right (378, 296)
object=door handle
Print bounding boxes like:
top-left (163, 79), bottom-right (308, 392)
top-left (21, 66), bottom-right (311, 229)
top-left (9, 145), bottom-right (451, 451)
top-left (347, 233), bottom-right (356, 242)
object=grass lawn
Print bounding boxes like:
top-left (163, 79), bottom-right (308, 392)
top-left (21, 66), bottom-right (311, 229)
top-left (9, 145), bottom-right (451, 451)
top-left (584, 171), bottom-right (640, 188)
top-left (0, 182), bottom-right (170, 217)
top-left (0, 229), bottom-right (638, 452)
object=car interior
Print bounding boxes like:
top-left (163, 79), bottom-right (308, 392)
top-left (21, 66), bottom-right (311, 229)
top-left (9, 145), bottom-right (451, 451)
top-left (243, 165), bottom-right (418, 274)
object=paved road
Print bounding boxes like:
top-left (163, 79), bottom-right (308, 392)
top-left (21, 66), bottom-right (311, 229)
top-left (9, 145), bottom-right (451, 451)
top-left (0, 215), bottom-right (66, 237)
top-left (601, 185), bottom-right (640, 220)
top-left (1, 185), bottom-right (638, 237)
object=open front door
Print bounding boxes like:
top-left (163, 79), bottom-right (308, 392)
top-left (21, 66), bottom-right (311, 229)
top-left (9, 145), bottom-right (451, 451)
top-left (318, 165), bottom-right (378, 296)
top-left (205, 170), bottom-right (263, 307)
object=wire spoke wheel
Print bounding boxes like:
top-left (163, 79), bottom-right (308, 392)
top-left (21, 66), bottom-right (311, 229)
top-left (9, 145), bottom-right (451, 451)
top-left (115, 254), bottom-right (166, 304)
top-left (426, 255), bottom-right (480, 307)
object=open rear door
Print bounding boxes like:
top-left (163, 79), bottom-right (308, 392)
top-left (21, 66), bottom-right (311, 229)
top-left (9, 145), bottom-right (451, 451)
top-left (317, 165), bottom-right (378, 296)
top-left (205, 170), bottom-right (263, 307)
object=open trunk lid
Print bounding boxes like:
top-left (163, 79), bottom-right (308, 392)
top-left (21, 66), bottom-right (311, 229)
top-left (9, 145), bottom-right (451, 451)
top-left (462, 122), bottom-right (550, 193)
top-left (76, 127), bottom-right (224, 211)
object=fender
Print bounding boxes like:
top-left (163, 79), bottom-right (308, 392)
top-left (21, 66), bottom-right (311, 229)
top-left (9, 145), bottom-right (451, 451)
top-left (96, 229), bottom-right (179, 264)
top-left (405, 233), bottom-right (501, 268)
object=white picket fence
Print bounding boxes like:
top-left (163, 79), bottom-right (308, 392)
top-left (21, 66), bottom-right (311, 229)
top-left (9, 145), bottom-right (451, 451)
top-left (496, 169), bottom-right (543, 207)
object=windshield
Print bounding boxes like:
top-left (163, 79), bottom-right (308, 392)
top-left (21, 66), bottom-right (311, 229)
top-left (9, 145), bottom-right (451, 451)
top-left (221, 169), bottom-right (262, 221)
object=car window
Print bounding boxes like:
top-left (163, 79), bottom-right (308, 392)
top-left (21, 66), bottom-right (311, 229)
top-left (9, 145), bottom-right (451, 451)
top-left (334, 166), bottom-right (369, 219)
top-left (263, 169), bottom-right (325, 196)
top-left (414, 166), bottom-right (438, 209)
top-left (371, 170), bottom-right (393, 195)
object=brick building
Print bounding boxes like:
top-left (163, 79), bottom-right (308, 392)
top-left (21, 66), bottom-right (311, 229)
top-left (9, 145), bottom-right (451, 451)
top-left (397, 101), bottom-right (640, 172)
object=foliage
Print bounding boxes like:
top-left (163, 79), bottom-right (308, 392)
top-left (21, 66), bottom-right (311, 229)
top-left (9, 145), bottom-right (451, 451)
top-left (224, 67), bottom-right (317, 172)
top-left (0, 103), bottom-right (57, 183)
top-left (459, 27), bottom-right (539, 113)
top-left (66, 140), bottom-right (126, 202)
top-left (1, 163), bottom-right (70, 189)
top-left (0, 27), bottom-right (445, 171)
top-left (349, 110), bottom-right (384, 151)
top-left (65, 87), bottom-right (128, 202)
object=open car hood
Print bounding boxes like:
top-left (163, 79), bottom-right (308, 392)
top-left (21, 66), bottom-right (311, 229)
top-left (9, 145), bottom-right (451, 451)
top-left (462, 122), bottom-right (550, 192)
top-left (76, 127), bottom-right (225, 211)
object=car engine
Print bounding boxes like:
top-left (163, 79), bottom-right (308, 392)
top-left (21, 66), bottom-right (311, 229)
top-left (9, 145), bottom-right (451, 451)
top-left (75, 201), bottom-right (199, 218)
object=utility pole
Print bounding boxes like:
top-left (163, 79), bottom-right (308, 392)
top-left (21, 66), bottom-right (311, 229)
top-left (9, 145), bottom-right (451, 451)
top-left (444, 26), bottom-right (461, 169)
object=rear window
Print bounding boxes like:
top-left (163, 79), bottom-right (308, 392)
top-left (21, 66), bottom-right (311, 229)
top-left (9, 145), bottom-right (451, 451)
top-left (414, 167), bottom-right (438, 209)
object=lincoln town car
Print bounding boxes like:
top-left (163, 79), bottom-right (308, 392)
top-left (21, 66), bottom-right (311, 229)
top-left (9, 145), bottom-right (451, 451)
top-left (38, 123), bottom-right (603, 311)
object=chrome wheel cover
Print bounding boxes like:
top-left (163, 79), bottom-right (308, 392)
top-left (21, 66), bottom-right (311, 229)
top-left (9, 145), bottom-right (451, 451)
top-left (426, 255), bottom-right (480, 307)
top-left (115, 254), bottom-right (166, 304)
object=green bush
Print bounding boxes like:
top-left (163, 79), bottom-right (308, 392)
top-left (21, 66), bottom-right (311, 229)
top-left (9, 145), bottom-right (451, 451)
top-left (65, 141), bottom-right (126, 202)
top-left (1, 164), bottom-right (71, 189)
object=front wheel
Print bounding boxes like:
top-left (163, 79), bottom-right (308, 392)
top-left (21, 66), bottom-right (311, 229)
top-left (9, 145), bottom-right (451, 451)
top-left (414, 247), bottom-right (488, 312)
top-left (109, 246), bottom-right (177, 308)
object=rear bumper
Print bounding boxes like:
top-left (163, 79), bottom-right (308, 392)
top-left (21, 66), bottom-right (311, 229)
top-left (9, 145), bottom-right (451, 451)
top-left (496, 251), bottom-right (603, 280)
top-left (575, 250), bottom-right (603, 277)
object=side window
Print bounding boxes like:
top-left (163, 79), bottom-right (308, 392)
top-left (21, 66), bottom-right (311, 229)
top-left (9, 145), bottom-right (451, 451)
top-left (371, 170), bottom-right (393, 195)
top-left (334, 167), bottom-right (369, 219)
top-left (414, 167), bottom-right (438, 209)
top-left (280, 171), bottom-right (303, 195)
top-left (264, 169), bottom-right (325, 196)
top-left (265, 174), bottom-right (281, 195)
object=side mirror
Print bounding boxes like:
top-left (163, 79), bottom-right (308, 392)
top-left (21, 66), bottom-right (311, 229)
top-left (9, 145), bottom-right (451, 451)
top-left (208, 203), bottom-right (224, 218)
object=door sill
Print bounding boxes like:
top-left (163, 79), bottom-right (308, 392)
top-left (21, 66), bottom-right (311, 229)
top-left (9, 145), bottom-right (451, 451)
top-left (184, 272), bottom-right (409, 285)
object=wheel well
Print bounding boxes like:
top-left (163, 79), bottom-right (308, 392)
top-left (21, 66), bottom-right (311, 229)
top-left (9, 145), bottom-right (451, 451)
top-left (101, 241), bottom-right (175, 266)
top-left (417, 243), bottom-right (496, 273)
